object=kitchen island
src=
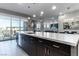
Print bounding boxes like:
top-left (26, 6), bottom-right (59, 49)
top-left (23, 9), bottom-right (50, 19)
top-left (16, 32), bottom-right (79, 56)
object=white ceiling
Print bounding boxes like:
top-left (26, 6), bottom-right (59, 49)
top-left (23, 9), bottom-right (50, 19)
top-left (0, 3), bottom-right (79, 20)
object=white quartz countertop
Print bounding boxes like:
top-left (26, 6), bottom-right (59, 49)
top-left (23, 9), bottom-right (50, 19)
top-left (19, 31), bottom-right (79, 47)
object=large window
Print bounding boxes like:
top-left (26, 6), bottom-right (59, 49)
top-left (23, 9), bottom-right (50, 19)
top-left (0, 15), bottom-right (11, 40)
top-left (0, 14), bottom-right (28, 41)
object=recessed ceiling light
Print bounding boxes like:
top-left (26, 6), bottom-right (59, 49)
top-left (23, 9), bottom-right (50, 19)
top-left (33, 14), bottom-right (36, 17)
top-left (27, 17), bottom-right (31, 19)
top-left (40, 11), bottom-right (44, 16)
top-left (41, 11), bottom-right (44, 15)
top-left (52, 5), bottom-right (56, 10)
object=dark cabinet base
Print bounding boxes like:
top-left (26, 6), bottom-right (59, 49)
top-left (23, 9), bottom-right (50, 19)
top-left (16, 34), bottom-right (71, 56)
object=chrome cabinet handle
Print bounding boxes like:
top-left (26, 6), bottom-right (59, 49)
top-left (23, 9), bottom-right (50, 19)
top-left (52, 45), bottom-right (60, 48)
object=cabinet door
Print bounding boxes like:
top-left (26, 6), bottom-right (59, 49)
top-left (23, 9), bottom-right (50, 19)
top-left (49, 46), bottom-right (65, 56)
top-left (49, 42), bottom-right (71, 56)
top-left (30, 44), bottom-right (36, 56)
top-left (22, 35), bottom-right (32, 55)
top-left (37, 45), bottom-right (46, 56)
top-left (29, 37), bottom-right (37, 56)
top-left (21, 34), bottom-right (28, 48)
top-left (22, 36), bottom-right (37, 56)
top-left (36, 38), bottom-right (48, 56)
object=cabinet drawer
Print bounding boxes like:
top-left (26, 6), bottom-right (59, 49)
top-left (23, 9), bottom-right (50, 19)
top-left (36, 38), bottom-right (51, 46)
top-left (50, 41), bottom-right (71, 55)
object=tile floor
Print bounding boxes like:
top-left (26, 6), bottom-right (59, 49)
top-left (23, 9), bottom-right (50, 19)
top-left (0, 40), bottom-right (29, 56)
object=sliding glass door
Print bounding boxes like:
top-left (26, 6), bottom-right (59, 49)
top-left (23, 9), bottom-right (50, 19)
top-left (0, 15), bottom-right (11, 40)
top-left (11, 17), bottom-right (20, 39)
top-left (0, 14), bottom-right (28, 41)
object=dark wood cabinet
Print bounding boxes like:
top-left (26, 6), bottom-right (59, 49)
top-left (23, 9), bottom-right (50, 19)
top-left (20, 34), bottom-right (30, 54)
top-left (17, 34), bottom-right (71, 56)
top-left (48, 46), bottom-right (66, 56)
top-left (29, 37), bottom-right (37, 56)
top-left (49, 41), bottom-right (71, 56)
top-left (36, 45), bottom-right (46, 56)
top-left (21, 34), bottom-right (37, 56)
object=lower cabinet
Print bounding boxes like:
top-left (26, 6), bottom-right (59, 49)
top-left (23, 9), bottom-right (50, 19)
top-left (49, 46), bottom-right (66, 56)
top-left (22, 34), bottom-right (37, 56)
top-left (29, 40), bottom-right (37, 56)
top-left (17, 34), bottom-right (71, 56)
top-left (36, 45), bottom-right (46, 56)
top-left (48, 43), bottom-right (71, 56)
